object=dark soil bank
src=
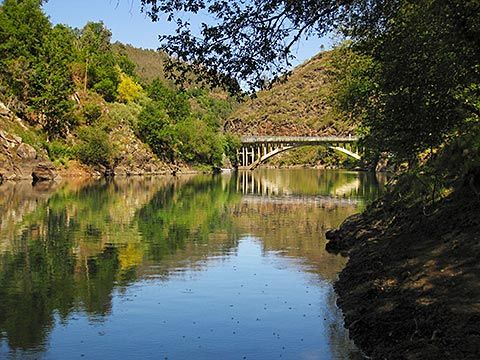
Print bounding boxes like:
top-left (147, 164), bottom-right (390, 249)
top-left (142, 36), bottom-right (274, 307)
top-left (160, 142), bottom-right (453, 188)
top-left (326, 185), bottom-right (480, 359)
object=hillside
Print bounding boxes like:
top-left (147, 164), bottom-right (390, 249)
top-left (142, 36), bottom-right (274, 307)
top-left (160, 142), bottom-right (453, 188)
top-left (112, 42), bottom-right (171, 85)
top-left (225, 51), bottom-right (355, 137)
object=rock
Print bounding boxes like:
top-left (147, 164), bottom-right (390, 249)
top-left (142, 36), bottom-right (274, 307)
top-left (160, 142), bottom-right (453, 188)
top-left (0, 101), bottom-right (11, 115)
top-left (16, 143), bottom-right (37, 160)
top-left (32, 163), bottom-right (57, 183)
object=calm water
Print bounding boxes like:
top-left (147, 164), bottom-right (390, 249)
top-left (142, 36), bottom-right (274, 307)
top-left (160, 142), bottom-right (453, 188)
top-left (0, 169), bottom-right (386, 359)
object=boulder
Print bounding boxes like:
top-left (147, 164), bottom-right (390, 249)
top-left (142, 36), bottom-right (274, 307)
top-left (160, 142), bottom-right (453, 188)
top-left (32, 163), bottom-right (57, 183)
top-left (16, 143), bottom-right (37, 160)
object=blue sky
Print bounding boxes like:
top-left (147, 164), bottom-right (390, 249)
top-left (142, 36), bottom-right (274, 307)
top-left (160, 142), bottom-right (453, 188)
top-left (42, 0), bottom-right (334, 67)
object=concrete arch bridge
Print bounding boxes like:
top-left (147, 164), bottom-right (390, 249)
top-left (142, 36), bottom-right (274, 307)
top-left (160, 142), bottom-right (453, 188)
top-left (237, 136), bottom-right (361, 170)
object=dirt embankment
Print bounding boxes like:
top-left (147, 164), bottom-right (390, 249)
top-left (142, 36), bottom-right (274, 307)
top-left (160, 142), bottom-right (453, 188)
top-left (326, 182), bottom-right (480, 359)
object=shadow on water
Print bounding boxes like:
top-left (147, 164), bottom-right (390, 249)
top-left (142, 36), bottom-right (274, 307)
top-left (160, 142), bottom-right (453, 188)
top-left (0, 170), bottom-right (385, 359)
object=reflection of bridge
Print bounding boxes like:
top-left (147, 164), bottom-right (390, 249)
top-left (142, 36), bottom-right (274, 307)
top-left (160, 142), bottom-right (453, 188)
top-left (234, 171), bottom-right (361, 206)
top-left (240, 195), bottom-right (359, 206)
top-left (237, 136), bottom-right (361, 170)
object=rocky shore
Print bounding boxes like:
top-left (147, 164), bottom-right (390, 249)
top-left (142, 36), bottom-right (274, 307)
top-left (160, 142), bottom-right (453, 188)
top-left (0, 102), bottom-right (190, 183)
top-left (326, 180), bottom-right (480, 359)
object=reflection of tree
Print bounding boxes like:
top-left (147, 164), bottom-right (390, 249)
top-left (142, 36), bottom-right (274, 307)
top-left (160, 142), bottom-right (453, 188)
top-left (0, 210), bottom-right (120, 351)
top-left (0, 175), bottom-right (241, 351)
top-left (135, 175), bottom-right (241, 262)
top-left (0, 179), bottom-right (164, 351)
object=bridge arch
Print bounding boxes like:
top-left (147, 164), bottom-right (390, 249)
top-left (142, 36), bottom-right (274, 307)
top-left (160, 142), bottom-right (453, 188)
top-left (237, 136), bottom-right (361, 170)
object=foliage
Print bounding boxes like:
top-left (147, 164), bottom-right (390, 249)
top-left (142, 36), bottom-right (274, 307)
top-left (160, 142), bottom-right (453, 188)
top-left (140, 0), bottom-right (480, 170)
top-left (359, 1), bottom-right (480, 164)
top-left (136, 100), bottom-right (177, 161)
top-left (77, 22), bottom-right (120, 101)
top-left (106, 102), bottom-right (142, 128)
top-left (45, 139), bottom-right (75, 165)
top-left (0, 0), bottom-right (50, 105)
top-left (117, 72), bottom-right (144, 103)
top-left (82, 103), bottom-right (102, 125)
top-left (147, 78), bottom-right (190, 121)
top-left (176, 118), bottom-right (224, 165)
top-left (223, 134), bottom-right (241, 166)
top-left (0, 0), bottom-right (75, 138)
top-left (76, 126), bottom-right (114, 167)
top-left (0, 1), bottom-right (239, 170)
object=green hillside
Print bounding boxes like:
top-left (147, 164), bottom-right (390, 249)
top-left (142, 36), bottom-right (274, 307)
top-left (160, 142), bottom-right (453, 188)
top-left (226, 51), bottom-right (356, 137)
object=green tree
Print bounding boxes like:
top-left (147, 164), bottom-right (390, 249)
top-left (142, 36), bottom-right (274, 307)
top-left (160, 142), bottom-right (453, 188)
top-left (176, 118), bottom-right (224, 165)
top-left (77, 22), bottom-right (119, 101)
top-left (30, 25), bottom-right (76, 138)
top-left (147, 78), bottom-right (190, 122)
top-left (76, 126), bottom-right (114, 167)
top-left (137, 101), bottom-right (178, 161)
top-left (139, 0), bottom-right (479, 166)
top-left (0, 0), bottom-right (51, 107)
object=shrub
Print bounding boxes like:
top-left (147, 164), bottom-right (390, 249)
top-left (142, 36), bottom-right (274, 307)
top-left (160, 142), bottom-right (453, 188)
top-left (76, 126), bottom-right (113, 167)
top-left (107, 102), bottom-right (141, 127)
top-left (82, 103), bottom-right (102, 125)
top-left (176, 118), bottom-right (224, 166)
top-left (45, 139), bottom-right (75, 162)
top-left (117, 73), bottom-right (143, 103)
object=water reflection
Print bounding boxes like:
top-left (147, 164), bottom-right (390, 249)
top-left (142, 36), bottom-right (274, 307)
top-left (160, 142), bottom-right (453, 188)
top-left (0, 170), bottom-right (384, 359)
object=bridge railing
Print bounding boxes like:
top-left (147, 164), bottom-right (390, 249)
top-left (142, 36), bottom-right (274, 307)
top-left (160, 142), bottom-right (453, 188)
top-left (240, 136), bottom-right (359, 144)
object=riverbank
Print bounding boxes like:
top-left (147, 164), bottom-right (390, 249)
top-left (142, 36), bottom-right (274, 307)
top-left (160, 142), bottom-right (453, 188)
top-left (326, 182), bottom-right (480, 359)
top-left (0, 102), bottom-right (211, 182)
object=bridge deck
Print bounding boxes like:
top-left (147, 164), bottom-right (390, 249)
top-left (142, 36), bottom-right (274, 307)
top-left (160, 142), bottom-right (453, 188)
top-left (240, 136), bottom-right (358, 144)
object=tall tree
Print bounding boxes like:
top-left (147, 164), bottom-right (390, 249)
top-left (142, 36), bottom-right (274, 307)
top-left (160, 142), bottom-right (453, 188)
top-left (0, 0), bottom-right (51, 106)
top-left (77, 22), bottom-right (119, 101)
top-left (30, 25), bottom-right (76, 138)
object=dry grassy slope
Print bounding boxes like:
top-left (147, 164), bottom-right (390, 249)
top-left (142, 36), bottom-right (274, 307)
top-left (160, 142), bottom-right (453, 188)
top-left (226, 51), bottom-right (354, 137)
top-left (112, 42), bottom-right (171, 84)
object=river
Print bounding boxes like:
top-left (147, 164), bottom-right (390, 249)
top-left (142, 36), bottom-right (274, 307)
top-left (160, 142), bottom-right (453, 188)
top-left (0, 169), bottom-right (386, 359)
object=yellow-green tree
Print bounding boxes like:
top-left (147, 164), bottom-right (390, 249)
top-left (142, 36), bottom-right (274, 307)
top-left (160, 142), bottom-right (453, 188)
top-left (117, 72), bottom-right (143, 103)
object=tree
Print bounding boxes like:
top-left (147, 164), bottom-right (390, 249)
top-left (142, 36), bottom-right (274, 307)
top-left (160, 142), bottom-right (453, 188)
top-left (117, 72), bottom-right (144, 103)
top-left (77, 22), bottom-right (120, 101)
top-left (137, 100), bottom-right (178, 161)
top-left (0, 0), bottom-right (51, 106)
top-left (138, 0), bottom-right (400, 91)
top-left (147, 78), bottom-right (190, 122)
top-left (30, 25), bottom-right (76, 138)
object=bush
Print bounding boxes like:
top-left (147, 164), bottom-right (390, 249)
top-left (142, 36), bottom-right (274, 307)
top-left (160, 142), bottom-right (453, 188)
top-left (76, 126), bottom-right (113, 167)
top-left (45, 139), bottom-right (75, 163)
top-left (223, 134), bottom-right (241, 165)
top-left (107, 102), bottom-right (141, 128)
top-left (176, 118), bottom-right (224, 166)
top-left (117, 73), bottom-right (143, 103)
top-left (82, 103), bottom-right (102, 125)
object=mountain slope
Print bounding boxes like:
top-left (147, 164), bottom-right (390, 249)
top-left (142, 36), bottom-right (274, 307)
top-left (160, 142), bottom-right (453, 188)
top-left (225, 51), bottom-right (355, 137)
top-left (112, 42), bottom-right (171, 84)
